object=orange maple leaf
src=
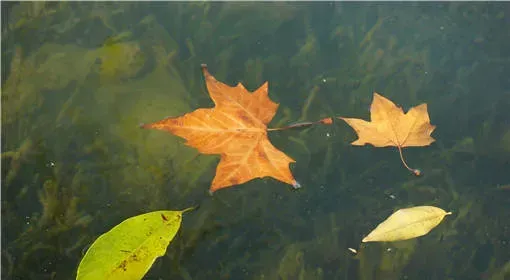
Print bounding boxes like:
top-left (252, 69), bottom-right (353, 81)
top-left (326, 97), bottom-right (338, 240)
top-left (339, 92), bottom-right (436, 175)
top-left (142, 65), bottom-right (310, 193)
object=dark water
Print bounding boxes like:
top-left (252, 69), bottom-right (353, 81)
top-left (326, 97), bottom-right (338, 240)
top-left (2, 2), bottom-right (509, 280)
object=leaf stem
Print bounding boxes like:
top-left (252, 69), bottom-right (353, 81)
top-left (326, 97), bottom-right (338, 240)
top-left (181, 206), bottom-right (199, 214)
top-left (397, 146), bottom-right (421, 176)
top-left (267, 117), bottom-right (333, 132)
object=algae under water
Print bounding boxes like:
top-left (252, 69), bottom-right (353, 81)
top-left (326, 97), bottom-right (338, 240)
top-left (1, 2), bottom-right (509, 280)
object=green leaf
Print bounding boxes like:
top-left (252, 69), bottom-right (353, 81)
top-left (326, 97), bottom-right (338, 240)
top-left (77, 208), bottom-right (194, 280)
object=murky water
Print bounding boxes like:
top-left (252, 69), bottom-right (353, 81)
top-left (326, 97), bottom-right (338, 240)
top-left (2, 2), bottom-right (509, 280)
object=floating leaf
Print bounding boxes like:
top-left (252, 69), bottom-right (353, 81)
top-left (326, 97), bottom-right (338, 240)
top-left (142, 64), bottom-right (330, 193)
top-left (362, 206), bottom-right (452, 242)
top-left (339, 93), bottom-right (436, 176)
top-left (76, 208), bottom-right (193, 280)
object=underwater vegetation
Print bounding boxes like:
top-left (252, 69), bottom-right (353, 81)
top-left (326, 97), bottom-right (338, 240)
top-left (1, 2), bottom-right (509, 280)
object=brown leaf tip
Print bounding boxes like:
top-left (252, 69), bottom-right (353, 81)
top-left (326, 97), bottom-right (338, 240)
top-left (291, 180), bottom-right (302, 189)
top-left (320, 117), bottom-right (333, 125)
top-left (201, 64), bottom-right (209, 75)
top-left (201, 64), bottom-right (215, 81)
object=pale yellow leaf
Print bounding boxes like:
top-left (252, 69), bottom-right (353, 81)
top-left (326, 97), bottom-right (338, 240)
top-left (362, 206), bottom-right (452, 242)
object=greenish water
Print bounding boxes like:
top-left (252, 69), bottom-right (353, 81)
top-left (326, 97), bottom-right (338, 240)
top-left (1, 2), bottom-right (509, 280)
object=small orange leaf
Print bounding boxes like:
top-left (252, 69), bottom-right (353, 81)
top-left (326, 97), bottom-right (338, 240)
top-left (142, 65), bottom-right (300, 193)
top-left (339, 93), bottom-right (436, 175)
